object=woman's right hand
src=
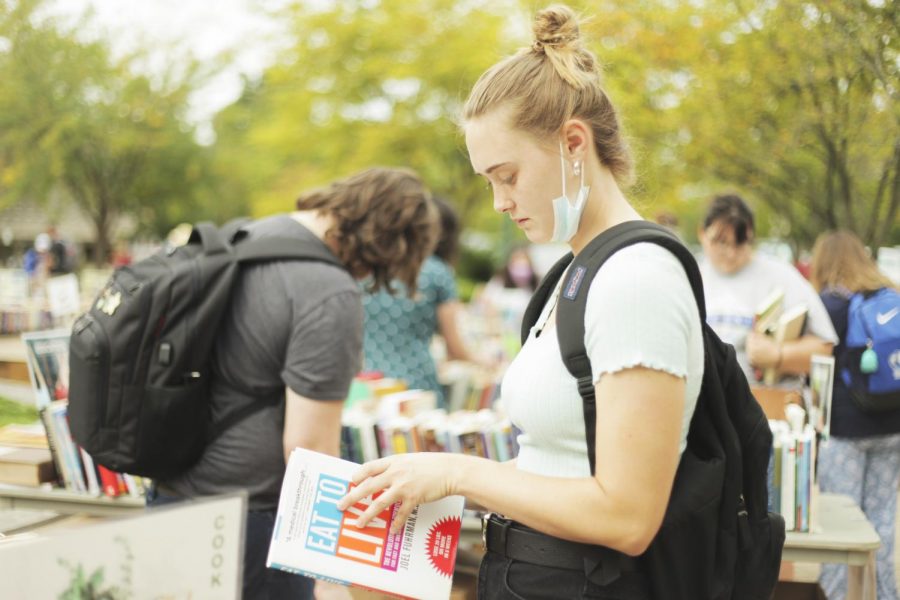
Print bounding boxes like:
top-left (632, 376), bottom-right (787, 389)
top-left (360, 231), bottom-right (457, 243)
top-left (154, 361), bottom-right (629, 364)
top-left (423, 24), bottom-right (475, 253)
top-left (336, 453), bottom-right (463, 535)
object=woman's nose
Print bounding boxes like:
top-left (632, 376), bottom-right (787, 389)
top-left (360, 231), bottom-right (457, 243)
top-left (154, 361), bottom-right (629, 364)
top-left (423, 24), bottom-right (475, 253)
top-left (493, 189), bottom-right (513, 213)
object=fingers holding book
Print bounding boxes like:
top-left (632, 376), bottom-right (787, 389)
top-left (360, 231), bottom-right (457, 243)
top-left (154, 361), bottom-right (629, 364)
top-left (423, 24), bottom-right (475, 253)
top-left (338, 453), bottom-right (459, 534)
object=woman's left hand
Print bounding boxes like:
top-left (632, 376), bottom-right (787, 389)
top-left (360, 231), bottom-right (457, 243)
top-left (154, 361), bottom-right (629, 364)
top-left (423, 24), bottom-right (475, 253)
top-left (336, 453), bottom-right (461, 534)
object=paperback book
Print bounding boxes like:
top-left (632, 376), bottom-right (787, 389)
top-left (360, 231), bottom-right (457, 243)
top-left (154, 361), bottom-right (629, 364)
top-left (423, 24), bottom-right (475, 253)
top-left (21, 329), bottom-right (71, 409)
top-left (268, 448), bottom-right (465, 600)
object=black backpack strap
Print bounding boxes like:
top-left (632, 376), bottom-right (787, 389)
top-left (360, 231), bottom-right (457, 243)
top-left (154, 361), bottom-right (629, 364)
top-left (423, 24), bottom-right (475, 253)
top-left (188, 221), bottom-right (231, 255)
top-left (221, 217), bottom-right (253, 242)
top-left (520, 252), bottom-right (574, 345)
top-left (556, 221), bottom-right (706, 475)
top-left (234, 236), bottom-right (344, 268)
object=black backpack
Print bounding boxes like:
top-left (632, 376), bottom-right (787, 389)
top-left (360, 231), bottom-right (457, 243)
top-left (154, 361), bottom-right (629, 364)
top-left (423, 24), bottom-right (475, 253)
top-left (68, 220), bottom-right (345, 480)
top-left (521, 221), bottom-right (785, 600)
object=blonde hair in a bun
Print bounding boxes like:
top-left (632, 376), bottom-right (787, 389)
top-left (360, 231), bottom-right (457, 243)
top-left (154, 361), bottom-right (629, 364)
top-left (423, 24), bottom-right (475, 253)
top-left (463, 3), bottom-right (632, 185)
top-left (530, 4), bottom-right (598, 91)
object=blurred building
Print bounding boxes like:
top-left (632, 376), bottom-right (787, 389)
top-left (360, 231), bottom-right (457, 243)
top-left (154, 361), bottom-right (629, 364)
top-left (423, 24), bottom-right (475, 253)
top-left (0, 195), bottom-right (135, 266)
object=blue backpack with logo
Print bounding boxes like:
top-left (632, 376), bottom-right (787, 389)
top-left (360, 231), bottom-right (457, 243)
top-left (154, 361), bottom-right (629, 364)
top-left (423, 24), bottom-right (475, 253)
top-left (841, 287), bottom-right (900, 413)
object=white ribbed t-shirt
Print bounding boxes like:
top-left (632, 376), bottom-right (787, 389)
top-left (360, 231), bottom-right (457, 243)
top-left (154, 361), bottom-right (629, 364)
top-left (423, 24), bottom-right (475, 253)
top-left (502, 243), bottom-right (704, 478)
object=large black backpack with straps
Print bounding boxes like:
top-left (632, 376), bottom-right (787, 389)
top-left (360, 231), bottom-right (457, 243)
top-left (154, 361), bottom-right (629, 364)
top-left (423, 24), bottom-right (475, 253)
top-left (68, 220), bottom-right (345, 480)
top-left (521, 221), bottom-right (785, 600)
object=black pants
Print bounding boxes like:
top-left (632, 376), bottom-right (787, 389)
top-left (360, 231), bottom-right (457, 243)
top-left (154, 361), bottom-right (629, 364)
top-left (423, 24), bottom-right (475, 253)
top-left (477, 550), bottom-right (651, 600)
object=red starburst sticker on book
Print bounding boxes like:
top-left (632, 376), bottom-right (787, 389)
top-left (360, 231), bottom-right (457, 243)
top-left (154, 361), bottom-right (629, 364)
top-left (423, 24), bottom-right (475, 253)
top-left (425, 516), bottom-right (461, 578)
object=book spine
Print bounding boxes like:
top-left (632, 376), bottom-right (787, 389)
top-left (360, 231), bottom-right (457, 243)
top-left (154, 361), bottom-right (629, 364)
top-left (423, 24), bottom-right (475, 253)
top-left (51, 404), bottom-right (86, 493)
top-left (79, 447), bottom-right (101, 496)
top-left (781, 434), bottom-right (796, 531)
top-left (97, 465), bottom-right (121, 497)
top-left (38, 407), bottom-right (65, 488)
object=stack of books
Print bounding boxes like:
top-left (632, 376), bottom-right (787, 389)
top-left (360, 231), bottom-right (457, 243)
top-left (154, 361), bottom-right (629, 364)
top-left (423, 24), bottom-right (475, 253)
top-left (753, 289), bottom-right (809, 385)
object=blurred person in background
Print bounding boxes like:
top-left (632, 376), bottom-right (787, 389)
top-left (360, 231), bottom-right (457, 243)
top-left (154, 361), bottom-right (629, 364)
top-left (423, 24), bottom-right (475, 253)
top-left (362, 196), bottom-right (474, 408)
top-left (477, 245), bottom-right (539, 351)
top-left (698, 193), bottom-right (836, 385)
top-left (810, 230), bottom-right (900, 600)
top-left (487, 245), bottom-right (539, 294)
top-left (23, 232), bottom-right (52, 296)
top-left (47, 225), bottom-right (77, 275)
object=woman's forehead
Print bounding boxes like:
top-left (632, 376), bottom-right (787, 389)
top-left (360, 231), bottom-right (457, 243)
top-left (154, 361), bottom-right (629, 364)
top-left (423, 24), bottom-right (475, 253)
top-left (465, 116), bottom-right (550, 174)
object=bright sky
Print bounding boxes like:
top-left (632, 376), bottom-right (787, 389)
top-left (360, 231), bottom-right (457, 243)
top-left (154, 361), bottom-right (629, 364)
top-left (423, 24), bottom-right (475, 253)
top-left (49, 0), bottom-right (295, 143)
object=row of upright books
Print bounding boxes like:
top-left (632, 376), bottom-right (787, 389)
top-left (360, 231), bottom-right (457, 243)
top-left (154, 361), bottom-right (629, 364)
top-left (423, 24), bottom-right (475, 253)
top-left (5, 327), bottom-right (146, 500)
top-left (0, 307), bottom-right (55, 335)
top-left (341, 405), bottom-right (518, 464)
top-left (439, 361), bottom-right (501, 414)
top-left (340, 378), bottom-right (518, 464)
top-left (767, 420), bottom-right (817, 533)
top-left (39, 399), bottom-right (146, 498)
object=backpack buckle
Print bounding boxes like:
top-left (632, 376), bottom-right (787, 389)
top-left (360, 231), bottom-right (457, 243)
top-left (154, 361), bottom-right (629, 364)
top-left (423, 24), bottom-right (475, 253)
top-left (577, 376), bottom-right (595, 400)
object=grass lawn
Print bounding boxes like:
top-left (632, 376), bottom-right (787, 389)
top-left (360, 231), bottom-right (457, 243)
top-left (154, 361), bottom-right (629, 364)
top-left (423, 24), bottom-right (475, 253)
top-left (0, 395), bottom-right (38, 428)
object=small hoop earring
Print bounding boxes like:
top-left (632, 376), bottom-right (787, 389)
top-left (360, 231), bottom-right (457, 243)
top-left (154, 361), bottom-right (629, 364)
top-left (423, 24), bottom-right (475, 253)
top-left (573, 161), bottom-right (582, 177)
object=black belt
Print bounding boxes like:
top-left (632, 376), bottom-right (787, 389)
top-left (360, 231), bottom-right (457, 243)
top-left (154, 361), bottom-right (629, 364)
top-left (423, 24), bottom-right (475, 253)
top-left (482, 513), bottom-right (639, 584)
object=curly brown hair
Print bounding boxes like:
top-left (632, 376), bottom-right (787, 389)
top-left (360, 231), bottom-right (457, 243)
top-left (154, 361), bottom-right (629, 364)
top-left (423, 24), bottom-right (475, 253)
top-left (296, 167), bottom-right (438, 294)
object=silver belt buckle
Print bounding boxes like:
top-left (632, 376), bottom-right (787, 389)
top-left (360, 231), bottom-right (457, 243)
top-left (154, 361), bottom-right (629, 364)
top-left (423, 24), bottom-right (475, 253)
top-left (481, 512), bottom-right (494, 551)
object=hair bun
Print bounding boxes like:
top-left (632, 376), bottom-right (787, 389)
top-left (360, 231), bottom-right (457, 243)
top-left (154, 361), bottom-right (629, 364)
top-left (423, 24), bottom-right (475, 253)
top-left (532, 4), bottom-right (581, 54)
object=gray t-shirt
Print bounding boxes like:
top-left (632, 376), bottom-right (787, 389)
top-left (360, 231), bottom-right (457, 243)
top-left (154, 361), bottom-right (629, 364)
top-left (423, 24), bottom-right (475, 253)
top-left (160, 214), bottom-right (363, 510)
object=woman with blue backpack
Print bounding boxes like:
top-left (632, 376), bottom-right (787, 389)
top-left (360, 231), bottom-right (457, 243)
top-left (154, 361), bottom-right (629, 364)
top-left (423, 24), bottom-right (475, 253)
top-left (810, 230), bottom-right (900, 600)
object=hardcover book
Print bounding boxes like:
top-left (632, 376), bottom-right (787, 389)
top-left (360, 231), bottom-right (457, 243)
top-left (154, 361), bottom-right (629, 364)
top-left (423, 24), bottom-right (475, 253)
top-left (753, 288), bottom-right (785, 335)
top-left (0, 446), bottom-right (56, 487)
top-left (268, 448), bottom-right (465, 600)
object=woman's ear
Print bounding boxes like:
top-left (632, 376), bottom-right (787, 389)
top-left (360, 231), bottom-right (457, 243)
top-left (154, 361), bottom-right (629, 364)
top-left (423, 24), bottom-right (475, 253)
top-left (561, 118), bottom-right (592, 161)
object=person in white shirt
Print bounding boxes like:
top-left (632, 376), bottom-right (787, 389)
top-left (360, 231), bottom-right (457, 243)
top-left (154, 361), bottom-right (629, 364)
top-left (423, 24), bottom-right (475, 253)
top-left (337, 5), bottom-right (703, 598)
top-left (698, 193), bottom-right (837, 385)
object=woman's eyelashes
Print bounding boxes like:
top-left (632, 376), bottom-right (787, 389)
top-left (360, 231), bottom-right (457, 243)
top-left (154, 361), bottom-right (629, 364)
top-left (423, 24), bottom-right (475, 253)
top-left (480, 172), bottom-right (517, 190)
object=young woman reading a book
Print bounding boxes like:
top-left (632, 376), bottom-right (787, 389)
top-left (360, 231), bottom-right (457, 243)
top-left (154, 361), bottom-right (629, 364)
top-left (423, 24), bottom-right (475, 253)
top-left (339, 5), bottom-right (704, 597)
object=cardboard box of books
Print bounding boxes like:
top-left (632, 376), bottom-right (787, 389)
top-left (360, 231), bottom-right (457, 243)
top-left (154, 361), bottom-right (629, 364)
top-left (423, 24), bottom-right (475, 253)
top-left (0, 493), bottom-right (245, 597)
top-left (268, 448), bottom-right (465, 600)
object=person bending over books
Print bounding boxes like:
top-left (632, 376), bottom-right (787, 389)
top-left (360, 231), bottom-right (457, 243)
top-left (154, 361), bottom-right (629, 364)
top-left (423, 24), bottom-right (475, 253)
top-left (361, 196), bottom-right (475, 408)
top-left (339, 5), bottom-right (705, 597)
top-left (148, 168), bottom-right (439, 600)
top-left (810, 230), bottom-right (900, 600)
top-left (697, 193), bottom-right (837, 386)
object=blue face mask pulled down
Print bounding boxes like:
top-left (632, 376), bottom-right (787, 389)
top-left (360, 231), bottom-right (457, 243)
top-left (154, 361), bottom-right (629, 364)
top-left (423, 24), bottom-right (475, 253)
top-left (550, 143), bottom-right (590, 243)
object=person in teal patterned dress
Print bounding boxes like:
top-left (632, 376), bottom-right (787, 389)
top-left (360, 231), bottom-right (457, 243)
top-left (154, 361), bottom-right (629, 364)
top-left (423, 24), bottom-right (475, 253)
top-left (362, 196), bottom-right (473, 407)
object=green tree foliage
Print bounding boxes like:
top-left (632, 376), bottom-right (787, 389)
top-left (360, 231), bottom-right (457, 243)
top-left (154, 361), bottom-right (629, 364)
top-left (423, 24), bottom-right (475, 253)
top-left (0, 0), bottom-right (219, 262)
top-left (211, 0), bottom-right (516, 234)
top-left (570, 0), bottom-right (898, 250)
top-left (671, 0), bottom-right (898, 249)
